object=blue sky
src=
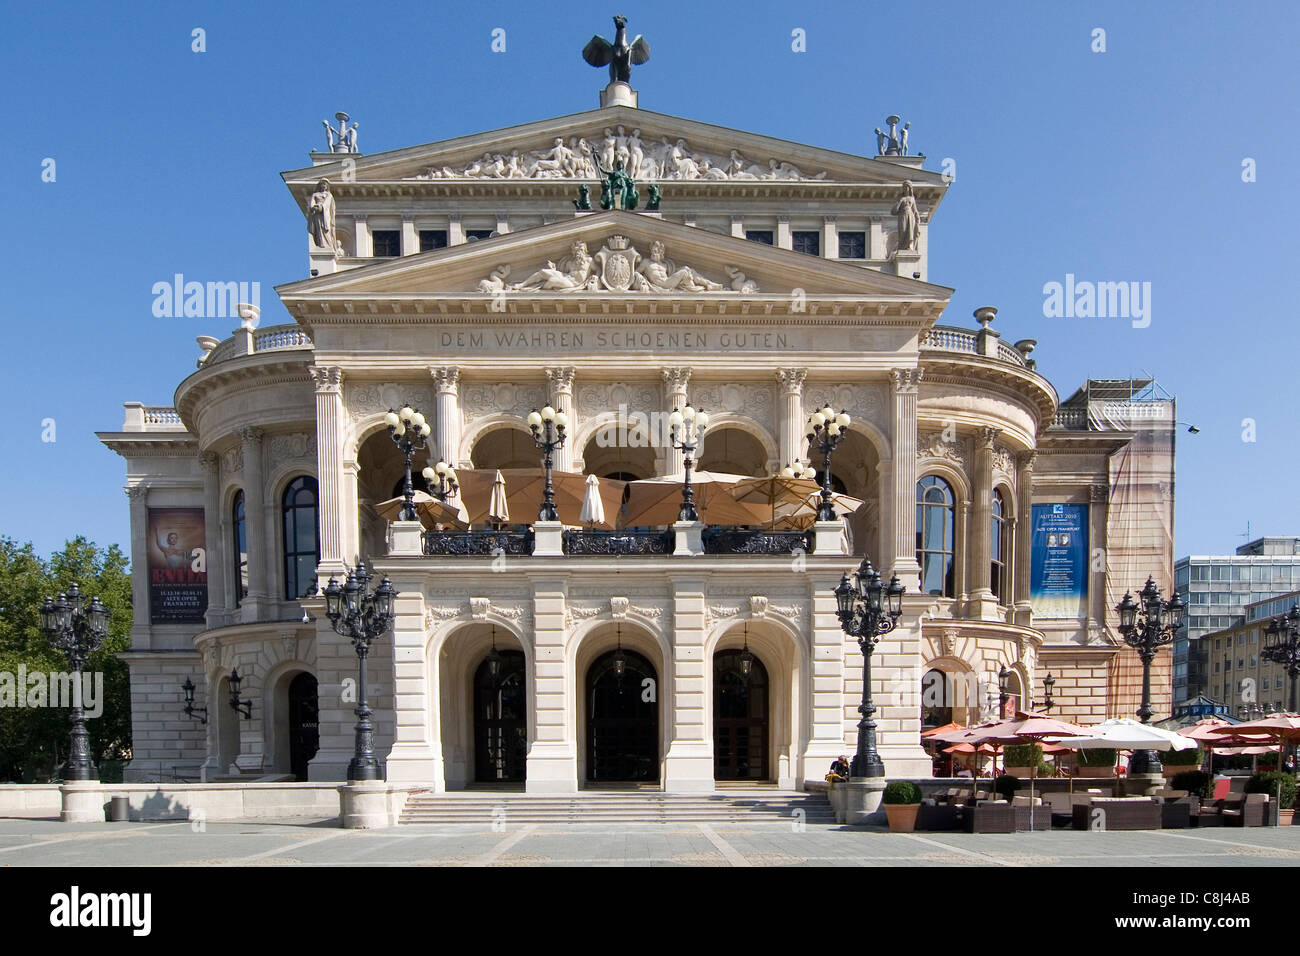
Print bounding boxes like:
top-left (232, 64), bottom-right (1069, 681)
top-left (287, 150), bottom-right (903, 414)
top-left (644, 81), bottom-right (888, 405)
top-left (1, 0), bottom-right (1296, 560)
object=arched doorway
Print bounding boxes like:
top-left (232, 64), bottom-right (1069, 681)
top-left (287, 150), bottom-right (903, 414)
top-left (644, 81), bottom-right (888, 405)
top-left (287, 672), bottom-right (319, 781)
top-left (921, 668), bottom-right (954, 730)
top-left (714, 649), bottom-right (769, 781)
top-left (473, 650), bottom-right (527, 782)
top-left (697, 425), bottom-right (768, 476)
top-left (586, 649), bottom-right (658, 783)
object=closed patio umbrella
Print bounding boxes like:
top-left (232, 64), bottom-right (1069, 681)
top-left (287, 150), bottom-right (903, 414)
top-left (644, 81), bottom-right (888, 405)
top-left (488, 470), bottom-right (510, 525)
top-left (580, 473), bottom-right (606, 528)
top-left (454, 468), bottom-right (626, 527)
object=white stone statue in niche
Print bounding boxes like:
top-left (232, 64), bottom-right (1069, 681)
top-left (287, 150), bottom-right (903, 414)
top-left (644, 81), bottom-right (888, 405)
top-left (894, 181), bottom-right (920, 252)
top-left (307, 179), bottom-right (342, 256)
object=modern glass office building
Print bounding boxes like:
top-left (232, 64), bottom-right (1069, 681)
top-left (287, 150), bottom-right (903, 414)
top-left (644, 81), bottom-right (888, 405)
top-left (1174, 537), bottom-right (1300, 703)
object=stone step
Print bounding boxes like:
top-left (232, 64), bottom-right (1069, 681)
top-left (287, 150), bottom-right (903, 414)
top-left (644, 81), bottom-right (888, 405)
top-left (398, 790), bottom-right (832, 825)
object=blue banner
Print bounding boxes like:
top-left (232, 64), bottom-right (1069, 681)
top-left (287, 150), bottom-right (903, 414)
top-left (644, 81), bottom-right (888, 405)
top-left (1030, 504), bottom-right (1088, 619)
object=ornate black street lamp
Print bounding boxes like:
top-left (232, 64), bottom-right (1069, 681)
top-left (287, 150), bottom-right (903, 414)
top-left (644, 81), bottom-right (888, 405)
top-left (385, 404), bottom-right (432, 521)
top-left (228, 669), bottom-right (252, 719)
top-left (1032, 672), bottom-right (1056, 713)
top-left (834, 557), bottom-right (905, 778)
top-left (38, 584), bottom-right (109, 781)
top-left (527, 403), bottom-right (568, 521)
top-left (668, 404), bottom-right (710, 521)
top-left (324, 564), bottom-right (397, 781)
top-left (1263, 606), bottom-right (1300, 713)
top-left (182, 677), bottom-right (208, 723)
top-left (806, 403), bottom-right (851, 521)
top-left (421, 460), bottom-right (459, 502)
top-left (998, 664), bottom-right (1010, 717)
top-left (1116, 576), bottom-right (1186, 774)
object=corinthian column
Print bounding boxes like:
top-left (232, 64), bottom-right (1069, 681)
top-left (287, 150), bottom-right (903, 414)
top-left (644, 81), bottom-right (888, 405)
top-left (1013, 451), bottom-right (1036, 626)
top-left (430, 366), bottom-right (461, 468)
top-left (889, 368), bottom-right (923, 586)
top-left (662, 367), bottom-right (691, 475)
top-left (126, 484), bottom-right (150, 646)
top-left (199, 452), bottom-right (226, 629)
top-left (310, 366), bottom-right (346, 578)
top-left (969, 426), bottom-right (1000, 619)
top-left (238, 426), bottom-right (269, 619)
top-left (775, 368), bottom-right (807, 469)
top-left (547, 367), bottom-right (576, 472)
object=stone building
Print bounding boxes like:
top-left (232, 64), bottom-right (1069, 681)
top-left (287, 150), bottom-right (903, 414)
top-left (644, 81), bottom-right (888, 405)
top-left (97, 65), bottom-right (1177, 791)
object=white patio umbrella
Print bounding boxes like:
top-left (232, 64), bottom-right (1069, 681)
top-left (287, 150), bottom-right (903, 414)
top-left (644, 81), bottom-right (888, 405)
top-left (580, 473), bottom-right (606, 528)
top-left (1054, 718), bottom-right (1197, 795)
top-left (488, 470), bottom-right (510, 525)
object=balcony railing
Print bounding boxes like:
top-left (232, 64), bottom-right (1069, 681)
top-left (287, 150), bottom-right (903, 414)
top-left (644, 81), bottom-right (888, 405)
top-left (702, 528), bottom-right (812, 555)
top-left (422, 529), bottom-right (535, 556)
top-left (920, 326), bottom-right (1029, 369)
top-left (203, 324), bottom-right (313, 367)
top-left (562, 529), bottom-right (675, 555)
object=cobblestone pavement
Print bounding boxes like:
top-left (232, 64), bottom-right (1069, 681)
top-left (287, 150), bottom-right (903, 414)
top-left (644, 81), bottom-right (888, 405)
top-left (3, 818), bottom-right (1300, 866)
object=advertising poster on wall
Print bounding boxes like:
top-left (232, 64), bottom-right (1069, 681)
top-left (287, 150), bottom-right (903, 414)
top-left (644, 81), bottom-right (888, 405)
top-left (1030, 503), bottom-right (1089, 619)
top-left (147, 508), bottom-right (207, 624)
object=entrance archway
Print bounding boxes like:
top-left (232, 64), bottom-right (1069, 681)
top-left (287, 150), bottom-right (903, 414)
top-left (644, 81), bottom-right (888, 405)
top-left (586, 649), bottom-right (658, 782)
top-left (287, 672), bottom-right (319, 781)
top-left (714, 649), bottom-right (769, 781)
top-left (473, 650), bottom-right (527, 782)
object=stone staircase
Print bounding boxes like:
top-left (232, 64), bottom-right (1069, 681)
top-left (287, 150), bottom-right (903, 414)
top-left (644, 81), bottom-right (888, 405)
top-left (398, 789), bottom-right (835, 825)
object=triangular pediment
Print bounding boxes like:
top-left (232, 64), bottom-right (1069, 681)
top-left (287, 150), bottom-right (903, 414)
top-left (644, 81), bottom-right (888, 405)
top-left (283, 105), bottom-right (947, 210)
top-left (276, 211), bottom-right (953, 307)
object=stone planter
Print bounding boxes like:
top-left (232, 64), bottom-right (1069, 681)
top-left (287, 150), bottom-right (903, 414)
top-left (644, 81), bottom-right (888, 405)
top-left (1279, 809), bottom-right (1294, 826)
top-left (884, 803), bottom-right (920, 833)
top-left (1075, 766), bottom-right (1115, 778)
top-left (1004, 766), bottom-right (1032, 778)
top-left (827, 782), bottom-right (847, 823)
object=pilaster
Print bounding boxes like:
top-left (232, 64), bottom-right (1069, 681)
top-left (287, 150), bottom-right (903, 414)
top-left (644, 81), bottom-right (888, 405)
top-left (311, 366), bottom-right (346, 578)
top-left (1013, 451), bottom-right (1036, 626)
top-left (661, 367), bottom-right (691, 475)
top-left (775, 368), bottom-right (807, 469)
top-left (199, 452), bottom-right (227, 629)
top-left (968, 426), bottom-right (1001, 619)
top-left (237, 427), bottom-right (271, 619)
top-left (527, 576), bottom-right (577, 792)
top-left (430, 366), bottom-right (461, 470)
top-left (546, 367), bottom-right (575, 472)
top-left (889, 368), bottom-right (922, 586)
top-left (664, 575), bottom-right (714, 792)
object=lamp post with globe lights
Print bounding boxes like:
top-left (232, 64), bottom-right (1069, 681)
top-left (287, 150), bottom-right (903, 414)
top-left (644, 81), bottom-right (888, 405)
top-left (834, 558), bottom-right (905, 778)
top-left (1115, 577), bottom-right (1186, 774)
top-left (38, 585), bottom-right (110, 781)
top-left (385, 404), bottom-right (432, 521)
top-left (323, 565), bottom-right (397, 781)
top-left (527, 404), bottom-right (568, 522)
top-left (806, 403), bottom-right (851, 521)
top-left (668, 404), bottom-right (710, 521)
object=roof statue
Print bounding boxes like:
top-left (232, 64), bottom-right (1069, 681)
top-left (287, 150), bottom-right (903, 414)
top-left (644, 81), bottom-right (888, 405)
top-left (874, 115), bottom-right (911, 157)
top-left (582, 15), bottom-right (650, 84)
top-left (322, 111), bottom-right (359, 154)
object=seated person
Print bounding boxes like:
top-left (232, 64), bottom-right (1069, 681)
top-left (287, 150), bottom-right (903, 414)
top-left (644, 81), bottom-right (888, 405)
top-left (825, 755), bottom-right (851, 783)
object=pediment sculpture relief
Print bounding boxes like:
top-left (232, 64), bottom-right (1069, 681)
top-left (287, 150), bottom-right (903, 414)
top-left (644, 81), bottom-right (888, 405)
top-left (411, 128), bottom-right (829, 183)
top-left (479, 237), bottom-right (759, 293)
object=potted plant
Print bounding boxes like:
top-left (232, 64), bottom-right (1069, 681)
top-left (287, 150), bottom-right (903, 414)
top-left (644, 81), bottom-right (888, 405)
top-left (1158, 747), bottom-right (1202, 778)
top-left (882, 780), bottom-right (923, 832)
top-left (1002, 744), bottom-right (1038, 778)
top-left (1246, 770), bottom-right (1298, 825)
top-left (1076, 748), bottom-right (1118, 778)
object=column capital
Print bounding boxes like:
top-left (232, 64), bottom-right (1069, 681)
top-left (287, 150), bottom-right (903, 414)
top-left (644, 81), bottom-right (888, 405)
top-left (198, 451), bottom-right (220, 475)
top-left (890, 367), bottom-right (923, 393)
top-left (661, 367), bottom-right (692, 392)
top-left (1015, 450), bottom-right (1037, 474)
top-left (976, 426), bottom-right (1001, 451)
top-left (309, 365), bottom-right (344, 393)
top-left (1090, 482), bottom-right (1109, 502)
top-left (125, 483), bottom-right (150, 501)
top-left (546, 366), bottom-right (576, 394)
top-left (775, 367), bottom-right (807, 394)
top-left (237, 426), bottom-right (264, 447)
top-left (430, 365), bottom-right (461, 393)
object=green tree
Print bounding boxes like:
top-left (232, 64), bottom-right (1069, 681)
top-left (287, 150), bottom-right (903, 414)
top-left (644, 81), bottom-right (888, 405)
top-left (0, 536), bottom-right (133, 781)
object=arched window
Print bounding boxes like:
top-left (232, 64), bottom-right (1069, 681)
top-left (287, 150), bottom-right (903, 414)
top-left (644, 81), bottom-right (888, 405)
top-left (282, 476), bottom-right (319, 600)
top-left (991, 489), bottom-right (1007, 604)
top-left (916, 475), bottom-right (955, 597)
top-left (232, 490), bottom-right (247, 605)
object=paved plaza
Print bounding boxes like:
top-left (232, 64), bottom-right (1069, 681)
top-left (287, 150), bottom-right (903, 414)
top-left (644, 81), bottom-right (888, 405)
top-left (2, 818), bottom-right (1299, 867)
